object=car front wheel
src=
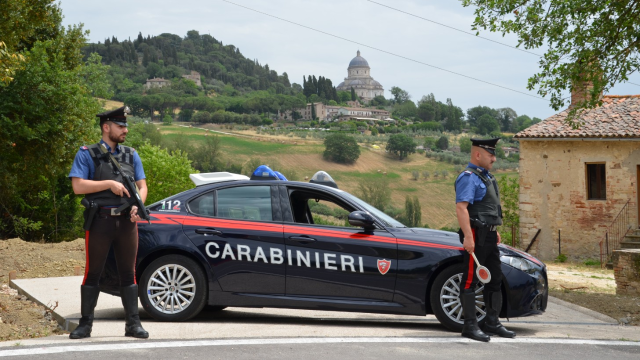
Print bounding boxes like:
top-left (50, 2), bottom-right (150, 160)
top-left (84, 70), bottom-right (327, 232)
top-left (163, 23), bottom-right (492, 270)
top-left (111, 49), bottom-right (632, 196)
top-left (140, 255), bottom-right (208, 321)
top-left (430, 264), bottom-right (486, 332)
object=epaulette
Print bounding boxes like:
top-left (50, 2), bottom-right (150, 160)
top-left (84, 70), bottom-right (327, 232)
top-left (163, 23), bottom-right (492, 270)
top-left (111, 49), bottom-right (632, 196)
top-left (461, 170), bottom-right (473, 176)
top-left (80, 145), bottom-right (89, 150)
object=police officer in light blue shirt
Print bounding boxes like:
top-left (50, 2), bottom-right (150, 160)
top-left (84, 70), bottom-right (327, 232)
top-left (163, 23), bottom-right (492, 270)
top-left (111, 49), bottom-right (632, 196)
top-left (67, 106), bottom-right (149, 340)
top-left (454, 138), bottom-right (515, 342)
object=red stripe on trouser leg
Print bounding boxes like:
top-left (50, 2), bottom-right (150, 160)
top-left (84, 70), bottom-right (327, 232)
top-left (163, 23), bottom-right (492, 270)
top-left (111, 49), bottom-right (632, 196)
top-left (464, 228), bottom-right (476, 289)
top-left (134, 223), bottom-right (138, 285)
top-left (82, 231), bottom-right (90, 285)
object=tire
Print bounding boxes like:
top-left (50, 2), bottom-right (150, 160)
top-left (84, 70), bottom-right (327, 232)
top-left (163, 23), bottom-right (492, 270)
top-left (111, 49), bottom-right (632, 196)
top-left (139, 255), bottom-right (208, 321)
top-left (429, 264), bottom-right (486, 332)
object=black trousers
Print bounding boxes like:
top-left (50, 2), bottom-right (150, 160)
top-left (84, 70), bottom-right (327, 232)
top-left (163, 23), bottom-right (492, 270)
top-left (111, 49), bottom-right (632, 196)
top-left (459, 230), bottom-right (502, 293)
top-left (82, 214), bottom-right (138, 287)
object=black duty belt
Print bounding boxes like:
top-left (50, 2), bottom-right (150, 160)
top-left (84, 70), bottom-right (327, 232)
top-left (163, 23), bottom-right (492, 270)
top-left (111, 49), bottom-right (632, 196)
top-left (98, 207), bottom-right (129, 216)
top-left (487, 225), bottom-right (498, 231)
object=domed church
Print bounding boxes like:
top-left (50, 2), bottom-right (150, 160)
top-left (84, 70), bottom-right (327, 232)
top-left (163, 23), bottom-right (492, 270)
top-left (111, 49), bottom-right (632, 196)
top-left (336, 51), bottom-right (384, 102)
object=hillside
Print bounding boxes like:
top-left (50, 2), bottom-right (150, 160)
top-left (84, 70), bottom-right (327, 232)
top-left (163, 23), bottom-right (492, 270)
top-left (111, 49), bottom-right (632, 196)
top-left (159, 124), bottom-right (517, 229)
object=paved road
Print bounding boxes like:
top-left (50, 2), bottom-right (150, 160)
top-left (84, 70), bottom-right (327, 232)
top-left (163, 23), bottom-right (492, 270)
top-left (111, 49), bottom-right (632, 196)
top-left (1, 337), bottom-right (640, 359)
top-left (2, 276), bottom-right (639, 358)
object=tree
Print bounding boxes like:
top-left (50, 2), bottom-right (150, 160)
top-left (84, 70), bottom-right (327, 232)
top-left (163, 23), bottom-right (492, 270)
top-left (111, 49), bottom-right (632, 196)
top-left (138, 144), bottom-right (196, 204)
top-left (417, 102), bottom-right (436, 122)
top-left (497, 175), bottom-right (520, 246)
top-left (462, 0), bottom-right (639, 120)
top-left (357, 178), bottom-right (391, 211)
top-left (190, 135), bottom-right (222, 172)
top-left (423, 137), bottom-right (436, 151)
top-left (311, 103), bottom-right (317, 120)
top-left (459, 136), bottom-right (472, 153)
top-left (390, 86), bottom-right (411, 103)
top-left (403, 196), bottom-right (422, 227)
top-left (323, 133), bottom-right (361, 164)
top-left (350, 87), bottom-right (356, 101)
top-left (436, 136), bottom-right (449, 150)
top-left (466, 106), bottom-right (498, 128)
top-left (476, 114), bottom-right (500, 135)
top-left (496, 107), bottom-right (517, 132)
top-left (386, 134), bottom-right (416, 160)
top-left (393, 100), bottom-right (417, 118)
top-left (0, 10), bottom-right (107, 241)
top-left (0, 0), bottom-right (62, 85)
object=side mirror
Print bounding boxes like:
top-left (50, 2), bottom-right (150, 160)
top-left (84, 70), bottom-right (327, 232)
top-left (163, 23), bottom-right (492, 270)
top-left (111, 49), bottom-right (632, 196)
top-left (348, 211), bottom-right (376, 230)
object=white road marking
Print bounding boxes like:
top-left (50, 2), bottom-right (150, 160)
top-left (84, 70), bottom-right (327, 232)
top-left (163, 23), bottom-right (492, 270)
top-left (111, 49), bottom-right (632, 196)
top-left (1, 337), bottom-right (639, 357)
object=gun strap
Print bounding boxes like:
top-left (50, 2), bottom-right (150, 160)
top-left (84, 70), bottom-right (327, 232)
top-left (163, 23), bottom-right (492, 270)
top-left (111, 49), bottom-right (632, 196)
top-left (97, 144), bottom-right (140, 192)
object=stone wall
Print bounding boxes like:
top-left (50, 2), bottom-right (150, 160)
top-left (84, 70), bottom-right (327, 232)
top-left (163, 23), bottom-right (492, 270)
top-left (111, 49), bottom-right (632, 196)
top-left (519, 140), bottom-right (640, 260)
top-left (613, 249), bottom-right (640, 295)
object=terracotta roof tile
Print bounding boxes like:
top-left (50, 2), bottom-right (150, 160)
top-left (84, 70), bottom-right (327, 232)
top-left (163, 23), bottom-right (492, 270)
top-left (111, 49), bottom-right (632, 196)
top-left (515, 95), bottom-right (640, 139)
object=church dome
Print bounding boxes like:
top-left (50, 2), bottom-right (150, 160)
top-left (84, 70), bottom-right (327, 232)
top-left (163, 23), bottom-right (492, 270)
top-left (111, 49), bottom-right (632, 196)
top-left (348, 50), bottom-right (369, 68)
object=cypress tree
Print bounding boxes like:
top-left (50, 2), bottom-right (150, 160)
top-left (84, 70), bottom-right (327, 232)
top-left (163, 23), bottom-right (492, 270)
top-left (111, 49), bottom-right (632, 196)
top-left (351, 87), bottom-right (356, 101)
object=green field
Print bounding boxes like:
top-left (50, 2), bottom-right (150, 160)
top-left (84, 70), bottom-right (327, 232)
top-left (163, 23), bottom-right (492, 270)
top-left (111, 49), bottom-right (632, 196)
top-left (159, 125), bottom-right (517, 229)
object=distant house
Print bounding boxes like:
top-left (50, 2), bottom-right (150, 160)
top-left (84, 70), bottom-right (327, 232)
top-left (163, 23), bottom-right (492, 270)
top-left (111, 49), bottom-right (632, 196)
top-left (502, 146), bottom-right (519, 157)
top-left (515, 94), bottom-right (640, 260)
top-left (182, 70), bottom-right (202, 88)
top-left (144, 77), bottom-right (171, 90)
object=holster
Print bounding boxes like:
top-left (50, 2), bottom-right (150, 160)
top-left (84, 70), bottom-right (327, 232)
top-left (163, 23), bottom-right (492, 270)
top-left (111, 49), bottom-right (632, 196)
top-left (470, 218), bottom-right (489, 247)
top-left (81, 198), bottom-right (99, 231)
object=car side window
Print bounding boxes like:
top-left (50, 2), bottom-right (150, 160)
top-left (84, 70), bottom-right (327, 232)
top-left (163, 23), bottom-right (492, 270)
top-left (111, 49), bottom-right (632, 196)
top-left (217, 186), bottom-right (273, 221)
top-left (289, 189), bottom-right (355, 228)
top-left (188, 192), bottom-right (215, 217)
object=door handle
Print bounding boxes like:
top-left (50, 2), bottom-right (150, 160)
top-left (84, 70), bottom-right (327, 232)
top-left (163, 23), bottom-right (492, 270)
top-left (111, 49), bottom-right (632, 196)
top-left (288, 235), bottom-right (316, 243)
top-left (195, 228), bottom-right (222, 236)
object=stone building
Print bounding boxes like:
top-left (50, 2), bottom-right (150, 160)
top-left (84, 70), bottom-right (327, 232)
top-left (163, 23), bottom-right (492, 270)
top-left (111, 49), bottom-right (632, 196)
top-left (336, 51), bottom-right (384, 101)
top-left (182, 70), bottom-right (202, 87)
top-left (278, 103), bottom-right (390, 122)
top-left (144, 77), bottom-right (171, 90)
top-left (515, 94), bottom-right (640, 260)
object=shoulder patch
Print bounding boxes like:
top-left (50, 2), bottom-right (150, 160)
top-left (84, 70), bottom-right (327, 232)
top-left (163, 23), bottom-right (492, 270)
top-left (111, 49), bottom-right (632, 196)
top-left (80, 145), bottom-right (88, 150)
top-left (464, 170), bottom-right (473, 174)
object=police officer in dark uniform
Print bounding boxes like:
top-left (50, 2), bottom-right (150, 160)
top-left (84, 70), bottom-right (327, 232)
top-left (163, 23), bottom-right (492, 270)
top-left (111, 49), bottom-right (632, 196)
top-left (67, 106), bottom-right (149, 339)
top-left (455, 138), bottom-right (515, 342)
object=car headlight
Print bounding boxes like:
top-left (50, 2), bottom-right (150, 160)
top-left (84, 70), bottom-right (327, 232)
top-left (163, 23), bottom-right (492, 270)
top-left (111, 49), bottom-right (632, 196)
top-left (500, 255), bottom-right (536, 273)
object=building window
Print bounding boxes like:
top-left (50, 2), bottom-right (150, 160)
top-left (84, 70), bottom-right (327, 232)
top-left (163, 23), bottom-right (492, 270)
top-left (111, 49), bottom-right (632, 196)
top-left (586, 163), bottom-right (606, 200)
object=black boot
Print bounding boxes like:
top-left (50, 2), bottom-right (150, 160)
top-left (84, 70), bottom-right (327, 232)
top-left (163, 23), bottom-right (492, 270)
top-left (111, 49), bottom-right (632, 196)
top-left (120, 284), bottom-right (149, 339)
top-left (483, 291), bottom-right (516, 338)
top-left (69, 285), bottom-right (100, 339)
top-left (460, 289), bottom-right (490, 342)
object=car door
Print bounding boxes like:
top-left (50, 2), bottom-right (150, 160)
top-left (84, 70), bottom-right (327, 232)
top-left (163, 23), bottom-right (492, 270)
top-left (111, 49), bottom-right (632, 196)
top-left (182, 184), bottom-right (286, 294)
top-left (283, 186), bottom-right (398, 301)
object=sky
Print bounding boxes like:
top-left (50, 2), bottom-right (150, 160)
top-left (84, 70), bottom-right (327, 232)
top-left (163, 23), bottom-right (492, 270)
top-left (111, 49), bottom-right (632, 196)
top-left (59, 0), bottom-right (640, 120)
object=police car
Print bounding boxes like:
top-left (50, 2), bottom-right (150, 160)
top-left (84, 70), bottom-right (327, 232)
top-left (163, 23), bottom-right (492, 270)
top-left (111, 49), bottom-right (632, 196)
top-left (99, 167), bottom-right (547, 332)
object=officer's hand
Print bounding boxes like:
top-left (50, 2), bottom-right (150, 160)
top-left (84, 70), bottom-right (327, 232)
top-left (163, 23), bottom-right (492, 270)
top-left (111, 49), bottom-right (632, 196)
top-left (497, 231), bottom-right (501, 244)
top-left (463, 237), bottom-right (475, 253)
top-left (110, 181), bottom-right (130, 198)
top-left (130, 205), bottom-right (141, 222)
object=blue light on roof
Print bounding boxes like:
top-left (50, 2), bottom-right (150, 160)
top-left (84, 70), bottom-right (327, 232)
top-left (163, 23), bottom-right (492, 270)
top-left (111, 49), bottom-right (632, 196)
top-left (250, 165), bottom-right (279, 180)
top-left (274, 171), bottom-right (288, 181)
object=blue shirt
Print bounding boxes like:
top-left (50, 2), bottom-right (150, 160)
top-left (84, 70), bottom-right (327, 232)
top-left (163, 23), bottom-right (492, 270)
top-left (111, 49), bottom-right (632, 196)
top-left (455, 163), bottom-right (490, 204)
top-left (68, 140), bottom-right (145, 181)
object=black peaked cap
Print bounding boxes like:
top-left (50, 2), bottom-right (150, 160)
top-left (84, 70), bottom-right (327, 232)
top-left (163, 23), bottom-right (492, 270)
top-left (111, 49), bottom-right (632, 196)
top-left (97, 106), bottom-right (130, 126)
top-left (470, 137), bottom-right (500, 155)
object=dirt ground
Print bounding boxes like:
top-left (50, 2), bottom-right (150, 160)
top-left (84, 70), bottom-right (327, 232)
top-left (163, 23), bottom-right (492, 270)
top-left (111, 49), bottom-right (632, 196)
top-left (0, 238), bottom-right (638, 342)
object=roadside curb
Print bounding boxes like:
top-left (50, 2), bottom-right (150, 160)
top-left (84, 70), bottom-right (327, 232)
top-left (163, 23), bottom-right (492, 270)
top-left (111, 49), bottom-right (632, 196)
top-left (9, 279), bottom-right (77, 332)
top-left (548, 296), bottom-right (618, 324)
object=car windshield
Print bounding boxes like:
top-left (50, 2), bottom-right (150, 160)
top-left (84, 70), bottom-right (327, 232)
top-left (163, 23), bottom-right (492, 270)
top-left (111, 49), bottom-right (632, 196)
top-left (342, 192), bottom-right (407, 228)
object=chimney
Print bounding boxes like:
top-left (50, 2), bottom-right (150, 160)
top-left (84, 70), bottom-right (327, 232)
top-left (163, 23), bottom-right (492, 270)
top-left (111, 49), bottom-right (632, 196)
top-left (570, 60), bottom-right (603, 108)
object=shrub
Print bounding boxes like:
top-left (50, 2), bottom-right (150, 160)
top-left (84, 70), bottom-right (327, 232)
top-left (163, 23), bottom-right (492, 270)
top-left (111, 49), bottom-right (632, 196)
top-left (138, 144), bottom-right (196, 204)
top-left (411, 171), bottom-right (420, 180)
top-left (323, 133), bottom-right (361, 164)
top-left (555, 254), bottom-right (568, 263)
